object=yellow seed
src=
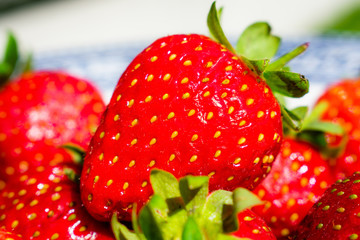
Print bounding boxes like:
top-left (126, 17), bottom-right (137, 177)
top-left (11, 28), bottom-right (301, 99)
top-left (202, 78), bottom-right (210, 83)
top-left (123, 182), bottom-right (129, 190)
top-left (320, 181), bottom-right (328, 189)
top-left (163, 73), bottom-right (171, 81)
top-left (145, 96), bottom-right (153, 102)
top-left (291, 162), bottom-right (300, 171)
top-left (281, 185), bottom-right (290, 194)
top-left (99, 132), bottom-right (105, 139)
top-left (214, 131), bottom-right (221, 138)
top-left (181, 77), bottom-right (189, 84)
top-left (206, 62), bottom-right (213, 68)
top-left (79, 226), bottom-right (87, 232)
top-left (30, 199), bottom-right (38, 207)
top-left (257, 111), bottom-right (265, 118)
top-left (16, 203), bottom-right (24, 210)
top-left (169, 54), bottom-right (177, 60)
top-left (163, 93), bottom-right (169, 100)
top-left (11, 220), bottom-right (19, 228)
top-left (116, 94), bottom-right (122, 101)
top-left (171, 131), bottom-right (178, 139)
top-left (207, 112), bottom-right (214, 120)
top-left (190, 155), bottom-right (198, 162)
top-left (208, 171), bottom-right (215, 177)
top-left (225, 66), bottom-right (232, 71)
top-left (271, 111), bottom-right (277, 118)
top-left (195, 46), bottom-right (202, 51)
top-left (300, 177), bottom-right (308, 187)
top-left (258, 133), bottom-right (264, 141)
top-left (264, 87), bottom-right (269, 93)
top-left (129, 160), bottom-right (136, 167)
top-left (262, 155), bottom-right (269, 164)
top-left (222, 79), bottom-right (230, 85)
top-left (0, 214), bottom-right (5, 221)
top-left (234, 158), bottom-right (241, 164)
top-left (203, 91), bottom-right (210, 97)
top-left (54, 186), bottom-right (62, 192)
top-left (107, 180), bottom-right (113, 187)
top-left (258, 189), bottom-right (266, 198)
top-left (18, 189), bottom-right (26, 196)
top-left (131, 139), bottom-right (138, 146)
top-left (150, 56), bottom-right (158, 62)
top-left (142, 181), bottom-right (148, 187)
top-left (88, 194), bottom-right (93, 201)
top-left (221, 92), bottom-right (227, 98)
top-left (254, 157), bottom-right (260, 164)
top-left (149, 160), bottom-right (156, 167)
top-left (183, 60), bottom-right (192, 66)
top-left (268, 155), bottom-right (275, 163)
top-left (52, 193), bottom-right (61, 201)
top-left (134, 63), bottom-right (141, 70)
top-left (214, 150), bottom-right (221, 158)
top-left (290, 213), bottom-right (299, 222)
top-left (68, 213), bottom-right (77, 221)
top-left (150, 138), bottom-right (157, 145)
top-left (246, 98), bottom-right (254, 105)
top-left (271, 216), bottom-right (277, 223)
top-left (51, 233), bottom-right (59, 240)
top-left (28, 213), bottom-right (37, 220)
top-left (238, 137), bottom-right (246, 145)
top-left (273, 133), bottom-right (279, 141)
top-left (188, 109), bottom-right (196, 116)
top-left (228, 106), bottom-right (234, 114)
top-left (161, 42), bottom-right (167, 47)
top-left (252, 229), bottom-right (260, 234)
top-left (130, 79), bottom-right (137, 87)
top-left (241, 84), bottom-right (248, 91)
top-left (182, 92), bottom-right (190, 99)
top-left (227, 176), bottom-right (234, 181)
top-left (99, 153), bottom-right (104, 160)
top-left (94, 176), bottom-right (99, 183)
top-left (181, 40), bottom-right (188, 44)
top-left (128, 99), bottom-right (134, 107)
top-left (244, 216), bottom-right (253, 221)
top-left (169, 154), bottom-right (176, 161)
top-left (239, 120), bottom-right (246, 126)
top-left (281, 228), bottom-right (290, 237)
top-left (115, 133), bottom-right (121, 140)
top-left (147, 74), bottom-right (154, 82)
top-left (131, 119), bottom-right (138, 127)
top-left (150, 116), bottom-right (158, 123)
top-left (167, 112), bottom-right (175, 119)
top-left (191, 134), bottom-right (198, 141)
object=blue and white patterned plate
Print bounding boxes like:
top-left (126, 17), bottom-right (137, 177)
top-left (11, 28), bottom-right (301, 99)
top-left (33, 36), bottom-right (360, 107)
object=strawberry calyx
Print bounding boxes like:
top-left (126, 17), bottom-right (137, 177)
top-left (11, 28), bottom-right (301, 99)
top-left (207, 1), bottom-right (309, 131)
top-left (111, 169), bottom-right (262, 240)
top-left (61, 143), bottom-right (86, 165)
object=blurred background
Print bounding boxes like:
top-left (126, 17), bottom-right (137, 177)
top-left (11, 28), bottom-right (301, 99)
top-left (0, 0), bottom-right (360, 104)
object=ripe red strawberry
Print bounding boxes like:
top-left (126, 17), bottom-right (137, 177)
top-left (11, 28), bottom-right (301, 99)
top-left (292, 171), bottom-right (360, 239)
top-left (0, 228), bottom-right (22, 240)
top-left (252, 138), bottom-right (335, 238)
top-left (81, 3), bottom-right (309, 222)
top-left (0, 71), bottom-right (106, 179)
top-left (316, 78), bottom-right (360, 180)
top-left (0, 162), bottom-right (114, 239)
top-left (112, 169), bottom-right (276, 239)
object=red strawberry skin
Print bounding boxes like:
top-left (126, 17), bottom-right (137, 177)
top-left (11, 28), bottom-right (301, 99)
top-left (293, 171), bottom-right (360, 240)
top-left (317, 78), bottom-right (360, 179)
top-left (232, 209), bottom-right (276, 239)
top-left (81, 34), bottom-right (282, 221)
top-left (0, 71), bottom-right (105, 178)
top-left (252, 138), bottom-right (335, 238)
top-left (0, 162), bottom-right (114, 239)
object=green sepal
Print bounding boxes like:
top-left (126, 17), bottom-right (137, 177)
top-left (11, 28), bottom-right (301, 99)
top-left (61, 143), bottom-right (86, 165)
top-left (207, 1), bottom-right (236, 53)
top-left (280, 104), bottom-right (303, 132)
top-left (0, 32), bottom-right (18, 85)
top-left (232, 188), bottom-right (263, 215)
top-left (290, 106), bottom-right (309, 121)
top-left (179, 175), bottom-right (209, 217)
top-left (267, 43), bottom-right (309, 71)
top-left (263, 71), bottom-right (309, 98)
top-left (138, 194), bottom-right (168, 240)
top-left (242, 57), bottom-right (270, 76)
top-left (63, 167), bottom-right (80, 184)
top-left (217, 235), bottom-right (250, 240)
top-left (111, 213), bottom-right (141, 240)
top-left (236, 22), bottom-right (280, 60)
top-left (182, 217), bottom-right (203, 240)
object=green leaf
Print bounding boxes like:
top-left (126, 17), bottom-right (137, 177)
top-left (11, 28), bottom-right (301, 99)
top-left (201, 190), bottom-right (233, 235)
top-left (207, 1), bottom-right (236, 53)
top-left (232, 188), bottom-right (263, 214)
top-left (150, 169), bottom-right (184, 213)
top-left (22, 53), bottom-right (33, 73)
top-left (139, 194), bottom-right (169, 240)
top-left (111, 213), bottom-right (140, 240)
top-left (0, 32), bottom-right (18, 86)
top-left (179, 175), bottom-right (209, 217)
top-left (61, 143), bottom-right (86, 165)
top-left (302, 121), bottom-right (344, 135)
top-left (236, 22), bottom-right (280, 60)
top-left (280, 104), bottom-right (303, 132)
top-left (267, 43), bottom-right (309, 71)
top-left (263, 70), bottom-right (309, 98)
top-left (63, 168), bottom-right (80, 184)
top-left (291, 106), bottom-right (309, 121)
top-left (182, 217), bottom-right (203, 240)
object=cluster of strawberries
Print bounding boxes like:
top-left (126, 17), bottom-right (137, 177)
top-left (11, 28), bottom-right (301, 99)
top-left (1, 2), bottom-right (360, 240)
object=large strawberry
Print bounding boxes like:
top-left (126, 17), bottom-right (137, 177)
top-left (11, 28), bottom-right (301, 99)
top-left (316, 78), bottom-right (360, 179)
top-left (111, 169), bottom-right (276, 239)
top-left (252, 138), bottom-right (335, 238)
top-left (292, 171), bottom-right (360, 239)
top-left (81, 2), bottom-right (309, 221)
top-left (0, 161), bottom-right (114, 239)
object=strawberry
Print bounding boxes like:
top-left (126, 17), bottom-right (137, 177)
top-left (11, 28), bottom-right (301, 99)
top-left (0, 228), bottom-right (22, 240)
top-left (0, 70), bottom-right (106, 179)
top-left (0, 162), bottom-right (114, 239)
top-left (80, 2), bottom-right (309, 222)
top-left (111, 169), bottom-right (276, 239)
top-left (292, 171), bottom-right (360, 239)
top-left (252, 138), bottom-right (335, 238)
top-left (316, 78), bottom-right (360, 180)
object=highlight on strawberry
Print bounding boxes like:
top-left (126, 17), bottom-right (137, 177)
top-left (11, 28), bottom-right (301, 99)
top-left (80, 1), bottom-right (310, 223)
top-left (111, 169), bottom-right (276, 240)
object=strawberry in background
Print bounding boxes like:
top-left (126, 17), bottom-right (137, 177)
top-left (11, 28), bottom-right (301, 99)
top-left (80, 2), bottom-right (310, 222)
top-left (0, 32), bottom-right (106, 180)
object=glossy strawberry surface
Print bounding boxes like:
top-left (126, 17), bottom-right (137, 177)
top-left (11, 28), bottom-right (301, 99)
top-left (0, 162), bottom-right (114, 239)
top-left (293, 171), bottom-right (360, 240)
top-left (81, 34), bottom-right (283, 221)
top-left (252, 138), bottom-right (334, 238)
top-left (0, 71), bottom-right (105, 179)
top-left (317, 78), bottom-right (360, 179)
